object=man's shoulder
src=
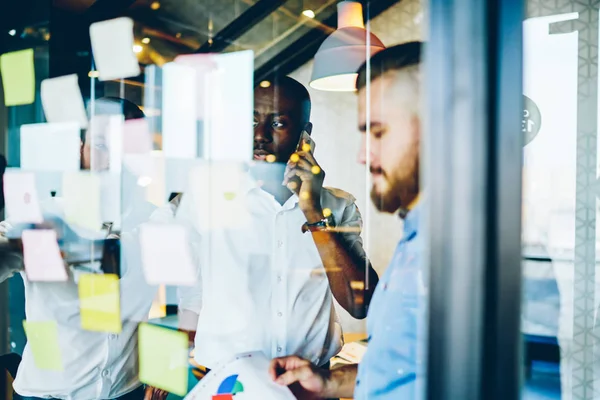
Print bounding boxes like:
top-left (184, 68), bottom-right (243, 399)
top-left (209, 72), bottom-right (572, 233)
top-left (321, 187), bottom-right (357, 207)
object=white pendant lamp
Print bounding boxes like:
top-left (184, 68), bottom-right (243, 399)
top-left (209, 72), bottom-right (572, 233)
top-left (309, 1), bottom-right (385, 92)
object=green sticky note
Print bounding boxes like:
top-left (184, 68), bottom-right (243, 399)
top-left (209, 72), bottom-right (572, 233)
top-left (139, 323), bottom-right (189, 396)
top-left (22, 320), bottom-right (63, 371)
top-left (78, 273), bottom-right (122, 333)
top-left (0, 49), bottom-right (35, 106)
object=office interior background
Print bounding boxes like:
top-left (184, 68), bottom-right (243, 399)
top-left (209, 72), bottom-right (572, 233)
top-left (0, 0), bottom-right (598, 399)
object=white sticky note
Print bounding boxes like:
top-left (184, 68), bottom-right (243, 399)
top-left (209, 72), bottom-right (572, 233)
top-left (90, 17), bottom-right (140, 81)
top-left (4, 171), bottom-right (43, 224)
top-left (41, 74), bottom-right (88, 129)
top-left (86, 115), bottom-right (124, 173)
top-left (21, 122), bottom-right (81, 172)
top-left (22, 229), bottom-right (68, 282)
top-left (63, 172), bottom-right (102, 232)
top-left (162, 62), bottom-right (198, 159)
top-left (139, 223), bottom-right (197, 286)
top-left (123, 119), bottom-right (152, 155)
top-left (184, 162), bottom-right (250, 231)
top-left (184, 352), bottom-right (295, 400)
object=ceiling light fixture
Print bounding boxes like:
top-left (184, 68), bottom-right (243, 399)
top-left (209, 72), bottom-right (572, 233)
top-left (259, 80), bottom-right (271, 88)
top-left (133, 44), bottom-right (143, 53)
top-left (8, 29), bottom-right (16, 36)
top-left (150, 1), bottom-right (161, 10)
top-left (309, 1), bottom-right (385, 92)
top-left (302, 9), bottom-right (316, 18)
top-left (142, 37), bottom-right (151, 44)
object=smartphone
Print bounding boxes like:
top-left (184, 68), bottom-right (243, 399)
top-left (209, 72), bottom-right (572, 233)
top-left (298, 130), bottom-right (316, 154)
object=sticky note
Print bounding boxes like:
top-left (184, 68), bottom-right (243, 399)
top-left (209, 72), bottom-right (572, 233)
top-left (138, 323), bottom-right (188, 396)
top-left (184, 162), bottom-right (250, 230)
top-left (138, 223), bottom-right (197, 286)
top-left (63, 172), bottom-right (102, 232)
top-left (0, 49), bottom-right (35, 106)
top-left (22, 229), bottom-right (68, 282)
top-left (78, 273), bottom-right (121, 333)
top-left (21, 122), bottom-right (81, 172)
top-left (4, 171), bottom-right (43, 224)
top-left (86, 115), bottom-right (124, 173)
top-left (41, 74), bottom-right (88, 129)
top-left (23, 320), bottom-right (63, 371)
top-left (162, 62), bottom-right (197, 159)
top-left (90, 17), bottom-right (140, 81)
top-left (123, 118), bottom-right (152, 155)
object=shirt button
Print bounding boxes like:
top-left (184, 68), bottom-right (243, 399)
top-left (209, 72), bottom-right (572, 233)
top-left (277, 276), bottom-right (282, 283)
top-left (101, 369), bottom-right (109, 377)
top-left (277, 347), bottom-right (282, 352)
top-left (277, 312), bottom-right (283, 317)
top-left (109, 334), bottom-right (117, 340)
top-left (277, 240), bottom-right (283, 248)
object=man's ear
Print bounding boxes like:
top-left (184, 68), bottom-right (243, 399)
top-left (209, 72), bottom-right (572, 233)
top-left (304, 122), bottom-right (313, 135)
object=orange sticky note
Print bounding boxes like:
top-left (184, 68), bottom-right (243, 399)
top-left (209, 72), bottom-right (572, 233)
top-left (78, 273), bottom-right (122, 333)
top-left (0, 49), bottom-right (35, 106)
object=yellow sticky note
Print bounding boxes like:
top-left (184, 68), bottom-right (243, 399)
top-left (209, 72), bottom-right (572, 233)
top-left (63, 172), bottom-right (102, 232)
top-left (22, 320), bottom-right (63, 371)
top-left (78, 273), bottom-right (122, 333)
top-left (0, 49), bottom-right (35, 106)
top-left (139, 323), bottom-right (189, 396)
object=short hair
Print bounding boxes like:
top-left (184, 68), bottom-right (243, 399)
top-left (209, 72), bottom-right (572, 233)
top-left (356, 41), bottom-right (422, 91)
top-left (270, 75), bottom-right (312, 124)
top-left (89, 97), bottom-right (145, 121)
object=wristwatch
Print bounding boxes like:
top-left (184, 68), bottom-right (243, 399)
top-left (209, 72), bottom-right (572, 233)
top-left (302, 214), bottom-right (336, 233)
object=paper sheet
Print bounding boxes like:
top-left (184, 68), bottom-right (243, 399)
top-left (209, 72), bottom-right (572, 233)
top-left (185, 352), bottom-right (295, 400)
top-left (4, 171), bottom-right (43, 224)
top-left (138, 323), bottom-right (189, 396)
top-left (22, 229), bottom-right (68, 282)
top-left (138, 223), bottom-right (197, 286)
top-left (21, 122), bottom-right (81, 172)
top-left (0, 48), bottom-right (35, 106)
top-left (62, 172), bottom-right (102, 232)
top-left (183, 162), bottom-right (250, 231)
top-left (162, 62), bottom-right (198, 158)
top-left (41, 74), bottom-right (88, 129)
top-left (23, 320), bottom-right (64, 371)
top-left (90, 17), bottom-right (141, 81)
top-left (78, 273), bottom-right (122, 333)
top-left (123, 118), bottom-right (152, 155)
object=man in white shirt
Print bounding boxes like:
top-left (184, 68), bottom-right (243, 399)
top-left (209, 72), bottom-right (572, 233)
top-left (152, 76), bottom-right (377, 375)
top-left (5, 98), bottom-right (157, 400)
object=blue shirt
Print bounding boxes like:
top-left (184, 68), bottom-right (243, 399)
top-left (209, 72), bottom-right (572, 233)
top-left (355, 203), bottom-right (426, 400)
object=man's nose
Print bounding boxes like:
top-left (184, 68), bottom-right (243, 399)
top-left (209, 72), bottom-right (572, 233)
top-left (357, 135), bottom-right (368, 165)
top-left (254, 121), bottom-right (272, 144)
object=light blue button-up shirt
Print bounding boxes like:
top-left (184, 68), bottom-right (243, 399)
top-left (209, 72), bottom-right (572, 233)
top-left (355, 203), bottom-right (426, 400)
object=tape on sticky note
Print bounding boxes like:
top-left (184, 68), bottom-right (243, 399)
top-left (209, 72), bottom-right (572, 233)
top-left (0, 49), bottom-right (35, 106)
top-left (23, 320), bottom-right (64, 371)
top-left (138, 323), bottom-right (189, 396)
top-left (78, 273), bottom-right (122, 333)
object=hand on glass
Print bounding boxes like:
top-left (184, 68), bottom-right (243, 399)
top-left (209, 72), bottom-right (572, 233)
top-left (269, 355), bottom-right (329, 399)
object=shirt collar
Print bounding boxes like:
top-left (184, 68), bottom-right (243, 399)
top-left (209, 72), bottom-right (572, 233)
top-left (402, 199), bottom-right (421, 238)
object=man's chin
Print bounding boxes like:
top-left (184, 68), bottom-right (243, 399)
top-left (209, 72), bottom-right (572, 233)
top-left (371, 188), bottom-right (403, 214)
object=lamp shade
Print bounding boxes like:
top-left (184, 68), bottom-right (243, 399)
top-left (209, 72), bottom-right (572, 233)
top-left (309, 1), bottom-right (385, 91)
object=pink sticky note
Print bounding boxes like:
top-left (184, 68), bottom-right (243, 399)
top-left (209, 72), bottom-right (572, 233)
top-left (22, 229), bottom-right (68, 282)
top-left (123, 119), bottom-right (152, 155)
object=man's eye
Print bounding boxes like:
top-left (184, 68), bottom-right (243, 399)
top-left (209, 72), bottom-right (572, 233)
top-left (253, 119), bottom-right (259, 128)
top-left (272, 120), bottom-right (285, 129)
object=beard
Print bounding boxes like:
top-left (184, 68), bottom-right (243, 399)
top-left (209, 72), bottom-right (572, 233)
top-left (370, 157), bottom-right (419, 214)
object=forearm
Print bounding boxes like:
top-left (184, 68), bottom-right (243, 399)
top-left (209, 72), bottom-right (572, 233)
top-left (309, 224), bottom-right (378, 319)
top-left (322, 364), bottom-right (358, 398)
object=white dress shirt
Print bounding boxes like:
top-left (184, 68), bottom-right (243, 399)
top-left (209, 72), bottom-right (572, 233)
top-left (152, 178), bottom-right (366, 369)
top-left (12, 199), bottom-right (157, 400)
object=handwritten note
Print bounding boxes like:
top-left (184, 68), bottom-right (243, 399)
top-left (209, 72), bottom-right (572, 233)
top-left (22, 229), bottom-right (68, 282)
top-left (41, 74), bottom-right (88, 129)
top-left (139, 323), bottom-right (189, 396)
top-left (90, 17), bottom-right (140, 81)
top-left (23, 320), bottom-right (64, 371)
top-left (4, 171), bottom-right (43, 224)
top-left (62, 172), bottom-right (102, 232)
top-left (138, 223), bottom-right (197, 286)
top-left (0, 49), bottom-right (35, 106)
top-left (78, 273), bottom-right (122, 333)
